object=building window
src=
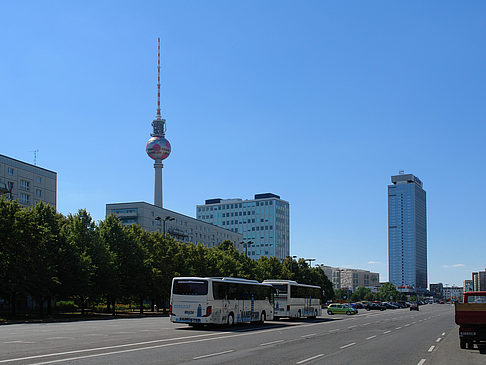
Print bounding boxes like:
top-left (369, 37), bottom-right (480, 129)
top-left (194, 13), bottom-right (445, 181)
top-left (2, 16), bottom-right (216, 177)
top-left (36, 189), bottom-right (42, 197)
top-left (20, 193), bottom-right (29, 203)
top-left (36, 176), bottom-right (42, 184)
top-left (8, 167), bottom-right (14, 175)
top-left (20, 180), bottom-right (30, 191)
top-left (7, 182), bottom-right (14, 190)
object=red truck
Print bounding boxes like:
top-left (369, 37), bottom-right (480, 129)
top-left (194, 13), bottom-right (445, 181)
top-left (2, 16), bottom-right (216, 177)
top-left (454, 291), bottom-right (486, 349)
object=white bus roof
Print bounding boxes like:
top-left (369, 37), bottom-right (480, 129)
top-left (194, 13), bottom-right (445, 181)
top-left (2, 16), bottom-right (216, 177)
top-left (263, 279), bottom-right (321, 288)
top-left (173, 277), bottom-right (267, 285)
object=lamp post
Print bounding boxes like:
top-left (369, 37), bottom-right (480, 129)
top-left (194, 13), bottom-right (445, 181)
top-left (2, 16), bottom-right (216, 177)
top-left (155, 216), bottom-right (162, 233)
top-left (241, 241), bottom-right (254, 257)
top-left (287, 255), bottom-right (297, 272)
top-left (163, 216), bottom-right (175, 237)
top-left (305, 258), bottom-right (316, 267)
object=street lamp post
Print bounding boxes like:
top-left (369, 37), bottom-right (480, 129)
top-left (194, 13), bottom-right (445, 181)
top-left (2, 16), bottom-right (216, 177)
top-left (305, 258), bottom-right (316, 267)
top-left (241, 241), bottom-right (254, 256)
top-left (163, 216), bottom-right (175, 237)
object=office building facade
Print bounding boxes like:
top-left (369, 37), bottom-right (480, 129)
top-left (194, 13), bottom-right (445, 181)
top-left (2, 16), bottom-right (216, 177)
top-left (0, 154), bottom-right (56, 209)
top-left (472, 270), bottom-right (486, 291)
top-left (317, 265), bottom-right (380, 292)
top-left (196, 193), bottom-right (290, 261)
top-left (388, 172), bottom-right (427, 293)
top-left (106, 202), bottom-right (242, 249)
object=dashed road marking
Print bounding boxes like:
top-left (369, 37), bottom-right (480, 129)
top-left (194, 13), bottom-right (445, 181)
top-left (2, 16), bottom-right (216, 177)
top-left (442, 332), bottom-right (446, 336)
top-left (384, 330), bottom-right (391, 334)
top-left (260, 340), bottom-right (284, 346)
top-left (366, 335), bottom-right (376, 340)
top-left (340, 342), bottom-right (356, 349)
top-left (301, 333), bottom-right (317, 338)
top-left (296, 354), bottom-right (324, 364)
top-left (395, 327), bottom-right (402, 330)
top-left (417, 359), bottom-right (426, 365)
top-left (436, 338), bottom-right (441, 342)
top-left (193, 349), bottom-right (234, 360)
top-left (428, 346), bottom-right (435, 352)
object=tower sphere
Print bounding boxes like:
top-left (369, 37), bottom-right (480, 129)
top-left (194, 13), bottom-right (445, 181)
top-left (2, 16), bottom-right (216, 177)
top-left (146, 136), bottom-right (171, 160)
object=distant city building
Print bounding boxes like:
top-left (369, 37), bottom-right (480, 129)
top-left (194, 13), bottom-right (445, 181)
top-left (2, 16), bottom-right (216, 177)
top-left (196, 193), bottom-right (290, 261)
top-left (106, 202), bottom-right (242, 249)
top-left (464, 280), bottom-right (474, 292)
top-left (317, 265), bottom-right (380, 292)
top-left (443, 286), bottom-right (463, 301)
top-left (388, 172), bottom-right (427, 293)
top-left (0, 154), bottom-right (56, 209)
top-left (472, 270), bottom-right (486, 291)
top-left (430, 283), bottom-right (444, 299)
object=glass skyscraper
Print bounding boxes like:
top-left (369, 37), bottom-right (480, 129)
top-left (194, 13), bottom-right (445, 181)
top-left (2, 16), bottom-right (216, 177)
top-left (388, 173), bottom-right (427, 293)
top-left (196, 193), bottom-right (290, 261)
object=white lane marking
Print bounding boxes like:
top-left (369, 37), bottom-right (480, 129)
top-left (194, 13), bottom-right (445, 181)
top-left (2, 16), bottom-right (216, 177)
top-left (340, 342), bottom-right (356, 349)
top-left (260, 340), bottom-right (284, 346)
top-left (0, 321), bottom-right (330, 364)
top-left (417, 359), bottom-right (426, 365)
top-left (193, 349), bottom-right (234, 360)
top-left (436, 338), bottom-right (441, 342)
top-left (366, 335), bottom-right (376, 340)
top-left (362, 323), bottom-right (370, 326)
top-left (384, 330), bottom-right (391, 334)
top-left (301, 333), bottom-right (317, 338)
top-left (348, 325), bottom-right (357, 329)
top-left (404, 324), bottom-right (411, 327)
top-left (46, 337), bottom-right (74, 340)
top-left (4, 341), bottom-right (35, 344)
top-left (296, 354), bottom-right (324, 364)
top-left (428, 346), bottom-right (435, 352)
top-left (412, 321), bottom-right (417, 324)
top-left (395, 327), bottom-right (402, 330)
top-left (442, 332), bottom-right (446, 336)
top-left (113, 332), bottom-right (132, 334)
top-left (0, 332), bottom-right (223, 364)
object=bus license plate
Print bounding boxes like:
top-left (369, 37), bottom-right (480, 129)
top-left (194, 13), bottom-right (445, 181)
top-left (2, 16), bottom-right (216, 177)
top-left (185, 311), bottom-right (194, 314)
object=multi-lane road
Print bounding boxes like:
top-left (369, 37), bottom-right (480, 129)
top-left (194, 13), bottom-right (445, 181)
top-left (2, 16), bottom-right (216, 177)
top-left (0, 304), bottom-right (484, 364)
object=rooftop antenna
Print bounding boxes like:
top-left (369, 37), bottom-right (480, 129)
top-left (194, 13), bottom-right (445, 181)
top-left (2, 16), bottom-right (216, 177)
top-left (156, 37), bottom-right (161, 120)
top-left (33, 149), bottom-right (39, 166)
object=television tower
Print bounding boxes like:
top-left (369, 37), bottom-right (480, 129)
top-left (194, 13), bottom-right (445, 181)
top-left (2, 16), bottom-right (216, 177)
top-left (146, 38), bottom-right (171, 208)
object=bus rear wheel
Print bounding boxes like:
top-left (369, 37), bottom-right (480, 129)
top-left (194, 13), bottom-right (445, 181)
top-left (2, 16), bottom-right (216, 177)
top-left (259, 311), bottom-right (266, 324)
top-left (227, 313), bottom-right (235, 327)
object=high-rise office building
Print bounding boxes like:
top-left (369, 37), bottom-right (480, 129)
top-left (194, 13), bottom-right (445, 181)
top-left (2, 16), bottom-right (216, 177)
top-left (196, 193), bottom-right (290, 261)
top-left (388, 172), bottom-right (427, 293)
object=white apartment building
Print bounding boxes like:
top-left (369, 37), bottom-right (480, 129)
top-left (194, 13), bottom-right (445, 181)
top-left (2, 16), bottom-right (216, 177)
top-left (0, 154), bottom-right (57, 209)
top-left (106, 202), bottom-right (242, 249)
top-left (196, 193), bottom-right (290, 261)
top-left (318, 265), bottom-right (380, 292)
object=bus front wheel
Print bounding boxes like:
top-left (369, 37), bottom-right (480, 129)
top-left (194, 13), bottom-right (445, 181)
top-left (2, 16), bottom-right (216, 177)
top-left (227, 313), bottom-right (235, 327)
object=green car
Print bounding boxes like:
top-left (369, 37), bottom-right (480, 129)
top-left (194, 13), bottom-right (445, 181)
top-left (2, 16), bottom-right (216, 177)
top-left (327, 303), bottom-right (358, 315)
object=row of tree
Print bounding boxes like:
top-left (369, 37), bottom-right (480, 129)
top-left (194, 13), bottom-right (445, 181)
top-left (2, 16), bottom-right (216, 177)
top-left (0, 198), bottom-right (334, 316)
top-left (334, 283), bottom-right (408, 302)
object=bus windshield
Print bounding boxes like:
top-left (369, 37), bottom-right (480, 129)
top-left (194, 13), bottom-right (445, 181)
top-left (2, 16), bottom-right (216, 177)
top-left (173, 279), bottom-right (208, 295)
top-left (271, 284), bottom-right (288, 295)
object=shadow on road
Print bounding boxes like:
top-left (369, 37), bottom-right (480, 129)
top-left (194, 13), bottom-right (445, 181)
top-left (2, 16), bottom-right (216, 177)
top-left (174, 317), bottom-right (335, 333)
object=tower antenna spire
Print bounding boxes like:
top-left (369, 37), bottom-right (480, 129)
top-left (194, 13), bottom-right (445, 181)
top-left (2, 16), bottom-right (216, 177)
top-left (156, 37), bottom-right (161, 120)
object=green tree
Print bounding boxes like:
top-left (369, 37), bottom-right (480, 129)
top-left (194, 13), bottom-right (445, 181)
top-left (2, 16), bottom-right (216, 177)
top-left (378, 282), bottom-right (400, 302)
top-left (351, 287), bottom-right (372, 302)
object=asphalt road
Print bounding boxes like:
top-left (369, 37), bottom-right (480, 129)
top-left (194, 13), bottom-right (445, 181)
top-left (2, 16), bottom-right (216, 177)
top-left (0, 304), bottom-right (484, 364)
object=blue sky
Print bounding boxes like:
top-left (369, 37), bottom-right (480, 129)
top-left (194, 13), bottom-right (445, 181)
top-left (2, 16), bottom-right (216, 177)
top-left (2, 1), bottom-right (485, 287)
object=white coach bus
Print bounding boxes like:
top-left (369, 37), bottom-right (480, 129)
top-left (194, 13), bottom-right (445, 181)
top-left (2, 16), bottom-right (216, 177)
top-left (170, 277), bottom-right (274, 326)
top-left (263, 280), bottom-right (322, 319)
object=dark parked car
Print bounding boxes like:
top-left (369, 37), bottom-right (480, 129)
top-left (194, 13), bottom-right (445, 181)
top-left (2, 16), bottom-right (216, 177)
top-left (410, 302), bottom-right (419, 311)
top-left (366, 303), bottom-right (386, 311)
top-left (383, 302), bottom-right (399, 310)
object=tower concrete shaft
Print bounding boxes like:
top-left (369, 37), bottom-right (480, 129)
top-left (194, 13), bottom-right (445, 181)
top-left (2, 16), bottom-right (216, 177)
top-left (154, 160), bottom-right (163, 208)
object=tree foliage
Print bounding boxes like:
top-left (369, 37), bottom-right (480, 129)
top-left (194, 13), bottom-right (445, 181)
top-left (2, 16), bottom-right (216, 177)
top-left (0, 198), bottom-right (334, 314)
